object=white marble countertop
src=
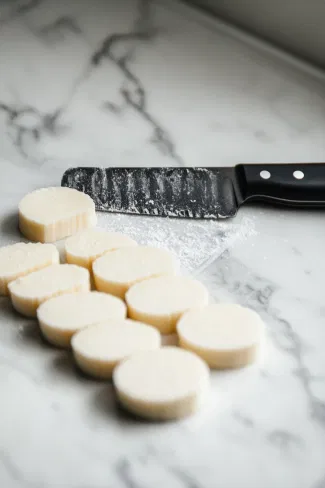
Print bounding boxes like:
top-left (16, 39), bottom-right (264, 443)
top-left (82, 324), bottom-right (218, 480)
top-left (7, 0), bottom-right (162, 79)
top-left (0, 1), bottom-right (325, 487)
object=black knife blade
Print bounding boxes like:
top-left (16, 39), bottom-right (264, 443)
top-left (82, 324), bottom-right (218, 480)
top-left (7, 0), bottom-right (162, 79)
top-left (61, 166), bottom-right (239, 219)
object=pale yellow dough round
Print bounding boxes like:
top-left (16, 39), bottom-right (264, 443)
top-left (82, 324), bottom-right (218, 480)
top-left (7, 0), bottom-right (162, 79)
top-left (0, 242), bottom-right (59, 296)
top-left (19, 187), bottom-right (96, 243)
top-left (8, 264), bottom-right (90, 317)
top-left (125, 275), bottom-right (208, 334)
top-left (72, 319), bottom-right (161, 379)
top-left (177, 304), bottom-right (265, 369)
top-left (65, 229), bottom-right (137, 270)
top-left (113, 347), bottom-right (210, 420)
top-left (37, 291), bottom-right (126, 347)
top-left (93, 246), bottom-right (179, 299)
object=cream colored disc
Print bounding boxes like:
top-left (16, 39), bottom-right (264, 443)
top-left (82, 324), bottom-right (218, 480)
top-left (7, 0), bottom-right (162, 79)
top-left (37, 291), bottom-right (126, 347)
top-left (71, 319), bottom-right (161, 379)
top-left (113, 347), bottom-right (210, 420)
top-left (65, 229), bottom-right (137, 270)
top-left (8, 264), bottom-right (90, 317)
top-left (19, 187), bottom-right (96, 243)
top-left (177, 304), bottom-right (265, 369)
top-left (0, 242), bottom-right (59, 296)
top-left (125, 275), bottom-right (208, 334)
top-left (93, 246), bottom-right (179, 299)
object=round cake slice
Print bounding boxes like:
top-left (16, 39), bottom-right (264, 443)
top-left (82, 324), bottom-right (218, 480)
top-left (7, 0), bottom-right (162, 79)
top-left (71, 319), bottom-right (161, 379)
top-left (93, 246), bottom-right (179, 299)
top-left (37, 291), bottom-right (126, 347)
top-left (177, 304), bottom-right (265, 369)
top-left (8, 264), bottom-right (90, 317)
top-left (65, 229), bottom-right (137, 270)
top-left (125, 275), bottom-right (209, 334)
top-left (0, 242), bottom-right (59, 296)
top-left (19, 187), bottom-right (96, 242)
top-left (113, 347), bottom-right (210, 420)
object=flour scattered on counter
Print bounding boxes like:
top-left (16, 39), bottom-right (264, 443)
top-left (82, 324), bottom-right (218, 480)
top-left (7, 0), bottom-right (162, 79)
top-left (97, 213), bottom-right (256, 275)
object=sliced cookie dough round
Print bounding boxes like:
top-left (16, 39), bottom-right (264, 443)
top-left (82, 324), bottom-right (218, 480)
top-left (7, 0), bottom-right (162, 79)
top-left (19, 187), bottom-right (96, 243)
top-left (72, 319), bottom-right (161, 379)
top-left (125, 275), bottom-right (208, 334)
top-left (0, 242), bottom-right (59, 296)
top-left (113, 347), bottom-right (210, 420)
top-left (37, 291), bottom-right (126, 348)
top-left (8, 264), bottom-right (90, 317)
top-left (93, 246), bottom-right (179, 299)
top-left (177, 304), bottom-right (265, 369)
top-left (65, 229), bottom-right (137, 270)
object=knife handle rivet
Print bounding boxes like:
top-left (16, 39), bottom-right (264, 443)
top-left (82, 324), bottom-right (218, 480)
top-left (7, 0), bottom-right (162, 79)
top-left (260, 170), bottom-right (271, 180)
top-left (293, 170), bottom-right (304, 180)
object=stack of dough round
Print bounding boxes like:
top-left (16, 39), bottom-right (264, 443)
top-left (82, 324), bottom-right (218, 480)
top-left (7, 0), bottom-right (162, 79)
top-left (65, 229), bottom-right (137, 270)
top-left (71, 319), bottom-right (161, 379)
top-left (37, 291), bottom-right (126, 347)
top-left (93, 246), bottom-right (179, 299)
top-left (126, 275), bottom-right (209, 334)
top-left (113, 347), bottom-right (210, 420)
top-left (19, 187), bottom-right (96, 243)
top-left (177, 304), bottom-right (264, 369)
top-left (8, 264), bottom-right (90, 317)
top-left (0, 242), bottom-right (59, 296)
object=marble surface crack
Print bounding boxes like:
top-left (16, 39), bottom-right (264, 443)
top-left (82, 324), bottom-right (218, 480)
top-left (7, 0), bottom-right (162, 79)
top-left (266, 429), bottom-right (303, 450)
top-left (232, 410), bottom-right (255, 428)
top-left (0, 449), bottom-right (22, 484)
top-left (116, 457), bottom-right (203, 488)
top-left (38, 15), bottom-right (82, 40)
top-left (0, 102), bottom-right (63, 159)
top-left (0, 449), bottom-right (41, 488)
top-left (91, 2), bottom-right (184, 166)
top-left (170, 467), bottom-right (203, 488)
top-left (116, 459), bottom-right (142, 488)
top-left (0, 0), bottom-right (42, 26)
top-left (276, 314), bottom-right (325, 426)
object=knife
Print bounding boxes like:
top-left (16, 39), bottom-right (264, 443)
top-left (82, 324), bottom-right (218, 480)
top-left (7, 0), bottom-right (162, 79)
top-left (61, 164), bottom-right (325, 219)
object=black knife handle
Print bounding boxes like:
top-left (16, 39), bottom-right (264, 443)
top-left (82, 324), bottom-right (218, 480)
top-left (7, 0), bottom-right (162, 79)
top-left (238, 163), bottom-right (325, 206)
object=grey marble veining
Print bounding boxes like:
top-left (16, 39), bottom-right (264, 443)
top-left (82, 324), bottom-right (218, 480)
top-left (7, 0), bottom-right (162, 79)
top-left (0, 1), bottom-right (325, 487)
